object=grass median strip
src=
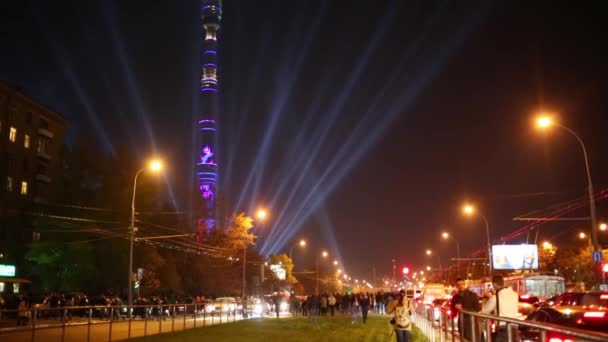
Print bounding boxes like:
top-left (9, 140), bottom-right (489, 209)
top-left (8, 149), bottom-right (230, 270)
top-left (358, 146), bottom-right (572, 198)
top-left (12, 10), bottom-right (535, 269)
top-left (131, 315), bottom-right (427, 342)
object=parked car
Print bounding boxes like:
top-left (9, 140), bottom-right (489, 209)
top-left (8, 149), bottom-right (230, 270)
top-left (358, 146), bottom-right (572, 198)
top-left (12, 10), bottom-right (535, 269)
top-left (214, 297), bottom-right (236, 313)
top-left (550, 292), bottom-right (608, 332)
top-left (519, 307), bottom-right (578, 341)
top-left (202, 299), bottom-right (216, 314)
top-left (518, 294), bottom-right (542, 316)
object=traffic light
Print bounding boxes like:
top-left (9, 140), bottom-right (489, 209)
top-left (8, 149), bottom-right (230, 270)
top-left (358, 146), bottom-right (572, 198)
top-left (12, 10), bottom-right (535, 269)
top-left (402, 266), bottom-right (409, 275)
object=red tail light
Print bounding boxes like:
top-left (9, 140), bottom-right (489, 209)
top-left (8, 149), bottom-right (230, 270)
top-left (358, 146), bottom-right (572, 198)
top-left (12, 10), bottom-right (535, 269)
top-left (583, 311), bottom-right (606, 318)
top-left (600, 294), bottom-right (608, 300)
top-left (549, 338), bottom-right (574, 342)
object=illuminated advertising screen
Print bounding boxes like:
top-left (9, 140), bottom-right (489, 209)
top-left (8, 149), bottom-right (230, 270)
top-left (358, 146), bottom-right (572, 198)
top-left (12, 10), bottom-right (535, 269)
top-left (492, 244), bottom-right (538, 270)
top-left (0, 264), bottom-right (16, 277)
top-left (269, 264), bottom-right (286, 280)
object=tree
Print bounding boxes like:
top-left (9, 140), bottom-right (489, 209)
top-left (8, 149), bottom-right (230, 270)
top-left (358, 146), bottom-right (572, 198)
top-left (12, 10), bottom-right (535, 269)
top-left (554, 244), bottom-right (595, 288)
top-left (264, 254), bottom-right (298, 293)
top-left (539, 242), bottom-right (558, 271)
top-left (221, 213), bottom-right (255, 252)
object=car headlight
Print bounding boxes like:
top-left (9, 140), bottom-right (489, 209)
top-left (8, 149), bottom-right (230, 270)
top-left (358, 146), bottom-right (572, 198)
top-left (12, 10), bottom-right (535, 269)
top-left (280, 302), bottom-right (288, 311)
top-left (254, 304), bottom-right (263, 314)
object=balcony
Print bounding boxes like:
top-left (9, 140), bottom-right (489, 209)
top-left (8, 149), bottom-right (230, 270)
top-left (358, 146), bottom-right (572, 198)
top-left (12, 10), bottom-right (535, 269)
top-left (36, 174), bottom-right (51, 183)
top-left (37, 151), bottom-right (52, 160)
top-left (37, 128), bottom-right (54, 139)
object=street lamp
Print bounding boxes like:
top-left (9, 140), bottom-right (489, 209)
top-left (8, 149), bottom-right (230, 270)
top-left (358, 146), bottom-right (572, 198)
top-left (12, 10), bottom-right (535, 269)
top-left (243, 208), bottom-right (268, 297)
top-left (426, 249), bottom-right (432, 256)
top-left (535, 114), bottom-right (601, 281)
top-left (600, 223), bottom-right (607, 232)
top-left (426, 266), bottom-right (431, 271)
top-left (289, 239), bottom-right (307, 260)
top-left (129, 159), bottom-right (163, 315)
top-left (316, 250), bottom-right (329, 293)
top-left (462, 203), bottom-right (492, 275)
top-left (256, 208), bottom-right (268, 220)
top-left (441, 231), bottom-right (461, 276)
top-left (333, 260), bottom-right (339, 266)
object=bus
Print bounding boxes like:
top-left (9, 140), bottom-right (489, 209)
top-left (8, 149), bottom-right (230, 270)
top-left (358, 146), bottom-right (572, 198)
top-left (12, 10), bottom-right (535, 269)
top-left (468, 273), bottom-right (565, 300)
top-left (422, 283), bottom-right (448, 305)
top-left (503, 273), bottom-right (565, 300)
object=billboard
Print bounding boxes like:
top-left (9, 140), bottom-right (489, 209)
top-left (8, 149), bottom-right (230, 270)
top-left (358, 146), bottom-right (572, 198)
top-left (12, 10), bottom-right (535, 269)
top-left (492, 244), bottom-right (538, 270)
top-left (269, 264), bottom-right (286, 280)
top-left (0, 264), bottom-right (16, 277)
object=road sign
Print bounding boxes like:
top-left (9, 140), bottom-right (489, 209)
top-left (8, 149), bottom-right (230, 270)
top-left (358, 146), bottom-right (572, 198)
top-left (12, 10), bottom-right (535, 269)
top-left (137, 268), bottom-right (143, 280)
top-left (592, 250), bottom-right (603, 263)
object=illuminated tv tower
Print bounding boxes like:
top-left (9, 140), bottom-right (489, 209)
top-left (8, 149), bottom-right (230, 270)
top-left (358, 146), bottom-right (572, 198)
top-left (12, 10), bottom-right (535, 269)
top-left (196, 0), bottom-right (221, 236)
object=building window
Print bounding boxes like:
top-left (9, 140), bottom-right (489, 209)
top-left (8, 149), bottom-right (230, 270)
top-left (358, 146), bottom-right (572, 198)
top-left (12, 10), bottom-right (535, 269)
top-left (37, 164), bottom-right (47, 174)
top-left (40, 118), bottom-right (49, 130)
top-left (21, 181), bottom-right (28, 195)
top-left (9, 127), bottom-right (17, 142)
top-left (24, 134), bottom-right (30, 148)
top-left (6, 177), bottom-right (13, 192)
top-left (23, 159), bottom-right (29, 172)
top-left (37, 138), bottom-right (49, 154)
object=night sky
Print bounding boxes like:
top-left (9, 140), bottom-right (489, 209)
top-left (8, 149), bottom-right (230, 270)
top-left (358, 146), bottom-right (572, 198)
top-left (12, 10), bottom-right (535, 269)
top-left (2, 1), bottom-right (607, 282)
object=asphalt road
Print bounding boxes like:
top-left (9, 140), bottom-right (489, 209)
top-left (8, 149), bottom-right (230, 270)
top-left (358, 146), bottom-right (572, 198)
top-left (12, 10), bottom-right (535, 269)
top-left (0, 312), bottom-right (251, 342)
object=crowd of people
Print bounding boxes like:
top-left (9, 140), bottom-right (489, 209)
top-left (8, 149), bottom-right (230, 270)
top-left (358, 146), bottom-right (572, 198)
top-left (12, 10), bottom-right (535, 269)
top-left (286, 290), bottom-right (414, 341)
top-left (289, 291), bottom-right (397, 320)
top-left (2, 274), bottom-right (522, 342)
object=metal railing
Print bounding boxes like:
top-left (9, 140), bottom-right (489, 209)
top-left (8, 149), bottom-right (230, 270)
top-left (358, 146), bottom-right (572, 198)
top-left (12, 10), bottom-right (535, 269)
top-left (0, 303), bottom-right (255, 342)
top-left (414, 303), bottom-right (608, 342)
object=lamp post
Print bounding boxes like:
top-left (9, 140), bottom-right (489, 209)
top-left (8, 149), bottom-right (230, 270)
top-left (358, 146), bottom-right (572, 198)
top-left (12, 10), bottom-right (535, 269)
top-left (289, 239), bottom-right (307, 260)
top-left (441, 231), bottom-right (461, 277)
top-left (462, 204), bottom-right (492, 275)
top-left (536, 115), bottom-right (601, 282)
top-left (243, 208), bottom-right (268, 298)
top-left (129, 159), bottom-right (163, 316)
top-left (316, 250), bottom-right (328, 293)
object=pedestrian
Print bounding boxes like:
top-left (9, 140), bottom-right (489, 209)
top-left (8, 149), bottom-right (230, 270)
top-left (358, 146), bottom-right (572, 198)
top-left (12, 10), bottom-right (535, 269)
top-left (112, 296), bottom-right (124, 320)
top-left (343, 293), bottom-right (351, 314)
top-left (242, 296), bottom-right (249, 319)
top-left (308, 293), bottom-right (320, 323)
top-left (370, 292), bottom-right (376, 313)
top-left (359, 293), bottom-right (370, 323)
top-left (16, 296), bottom-right (29, 326)
top-left (272, 295), bottom-right (281, 318)
top-left (453, 278), bottom-right (481, 341)
top-left (375, 291), bottom-right (384, 314)
top-left (481, 275), bottom-right (518, 342)
top-left (328, 293), bottom-right (336, 316)
top-left (350, 294), bottom-right (360, 324)
top-left (320, 294), bottom-right (328, 316)
top-left (387, 289), bottom-right (414, 342)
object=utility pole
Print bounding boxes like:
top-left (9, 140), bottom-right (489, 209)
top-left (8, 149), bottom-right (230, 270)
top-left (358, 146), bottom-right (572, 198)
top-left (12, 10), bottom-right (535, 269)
top-left (392, 258), bottom-right (396, 285)
top-left (373, 266), bottom-right (376, 286)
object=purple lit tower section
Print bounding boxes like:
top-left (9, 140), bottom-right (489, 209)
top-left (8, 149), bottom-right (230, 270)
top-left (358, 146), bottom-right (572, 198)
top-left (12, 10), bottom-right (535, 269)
top-left (196, 0), bottom-right (221, 237)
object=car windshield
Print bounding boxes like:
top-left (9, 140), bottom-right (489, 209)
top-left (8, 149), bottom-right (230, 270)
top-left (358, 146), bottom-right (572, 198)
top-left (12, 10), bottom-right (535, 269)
top-left (581, 293), bottom-right (608, 307)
